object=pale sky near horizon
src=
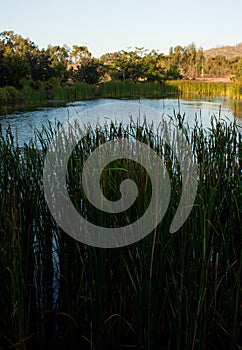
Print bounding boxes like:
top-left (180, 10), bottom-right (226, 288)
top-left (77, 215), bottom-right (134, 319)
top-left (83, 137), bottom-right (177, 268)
top-left (1, 0), bottom-right (242, 57)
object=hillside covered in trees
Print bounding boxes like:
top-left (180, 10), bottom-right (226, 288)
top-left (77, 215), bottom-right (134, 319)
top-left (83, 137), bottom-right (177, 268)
top-left (0, 31), bottom-right (242, 93)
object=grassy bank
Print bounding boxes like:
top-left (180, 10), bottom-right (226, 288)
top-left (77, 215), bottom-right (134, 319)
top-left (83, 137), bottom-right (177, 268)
top-left (0, 80), bottom-right (242, 114)
top-left (0, 83), bottom-right (97, 110)
top-left (98, 80), bottom-right (177, 98)
top-left (1, 80), bottom-right (242, 115)
top-left (167, 80), bottom-right (242, 99)
top-left (0, 113), bottom-right (241, 349)
top-left (0, 81), bottom-right (178, 114)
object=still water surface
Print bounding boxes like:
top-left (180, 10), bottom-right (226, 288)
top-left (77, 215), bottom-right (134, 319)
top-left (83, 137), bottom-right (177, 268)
top-left (0, 97), bottom-right (241, 146)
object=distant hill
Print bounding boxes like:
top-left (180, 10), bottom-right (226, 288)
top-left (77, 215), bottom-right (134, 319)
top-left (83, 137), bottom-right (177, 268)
top-left (204, 43), bottom-right (242, 59)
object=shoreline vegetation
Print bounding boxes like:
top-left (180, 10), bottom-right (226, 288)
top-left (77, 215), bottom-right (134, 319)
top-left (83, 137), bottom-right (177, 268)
top-left (1, 80), bottom-right (242, 116)
top-left (1, 31), bottom-right (242, 114)
top-left (0, 115), bottom-right (241, 349)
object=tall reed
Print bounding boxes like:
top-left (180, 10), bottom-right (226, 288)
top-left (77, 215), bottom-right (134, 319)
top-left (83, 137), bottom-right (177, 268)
top-left (98, 81), bottom-right (178, 99)
top-left (167, 80), bottom-right (242, 100)
top-left (0, 112), bottom-right (241, 349)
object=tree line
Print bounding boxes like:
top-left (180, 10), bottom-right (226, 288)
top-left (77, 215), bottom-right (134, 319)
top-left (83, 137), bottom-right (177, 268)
top-left (0, 31), bottom-right (242, 90)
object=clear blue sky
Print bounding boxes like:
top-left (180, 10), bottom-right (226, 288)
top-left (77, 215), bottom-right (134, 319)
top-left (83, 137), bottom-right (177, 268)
top-left (1, 0), bottom-right (242, 57)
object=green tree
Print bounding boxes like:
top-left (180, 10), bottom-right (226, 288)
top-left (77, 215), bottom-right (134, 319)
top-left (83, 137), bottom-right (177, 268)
top-left (0, 30), bottom-right (37, 56)
top-left (232, 58), bottom-right (242, 82)
top-left (204, 55), bottom-right (231, 76)
top-left (74, 58), bottom-right (101, 84)
top-left (141, 50), bottom-right (168, 82)
top-left (47, 45), bottom-right (69, 80)
top-left (0, 50), bottom-right (7, 86)
top-left (2, 51), bottom-right (30, 88)
top-left (196, 48), bottom-right (205, 77)
top-left (26, 49), bottom-right (56, 83)
top-left (70, 45), bottom-right (91, 64)
top-left (168, 45), bottom-right (183, 74)
top-left (0, 31), bottom-right (37, 87)
top-left (185, 43), bottom-right (197, 78)
top-left (168, 43), bottom-right (204, 79)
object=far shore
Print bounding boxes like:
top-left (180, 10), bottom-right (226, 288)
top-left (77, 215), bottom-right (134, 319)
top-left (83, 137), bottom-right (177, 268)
top-left (194, 76), bottom-right (232, 83)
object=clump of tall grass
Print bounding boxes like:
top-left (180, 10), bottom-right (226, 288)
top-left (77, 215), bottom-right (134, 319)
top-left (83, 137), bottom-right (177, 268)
top-left (0, 82), bottom-right (97, 114)
top-left (167, 80), bottom-right (228, 97)
top-left (48, 82), bottom-right (96, 101)
top-left (227, 83), bottom-right (242, 99)
top-left (167, 80), bottom-right (242, 100)
top-left (0, 113), bottom-right (241, 349)
top-left (98, 81), bottom-right (178, 98)
top-left (22, 83), bottom-right (47, 105)
top-left (0, 86), bottom-right (21, 104)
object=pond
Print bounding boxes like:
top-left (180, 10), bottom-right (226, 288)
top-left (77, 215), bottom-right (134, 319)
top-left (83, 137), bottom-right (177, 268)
top-left (0, 96), bottom-right (241, 349)
top-left (0, 96), bottom-right (241, 146)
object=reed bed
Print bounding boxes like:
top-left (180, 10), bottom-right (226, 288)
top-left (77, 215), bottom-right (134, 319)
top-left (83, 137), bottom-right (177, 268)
top-left (1, 80), bottom-right (242, 118)
top-left (1, 81), bottom-right (242, 116)
top-left (50, 82), bottom-right (97, 101)
top-left (167, 80), bottom-right (242, 100)
top-left (98, 81), bottom-right (177, 99)
top-left (0, 81), bottom-right (178, 114)
top-left (0, 113), bottom-right (241, 350)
